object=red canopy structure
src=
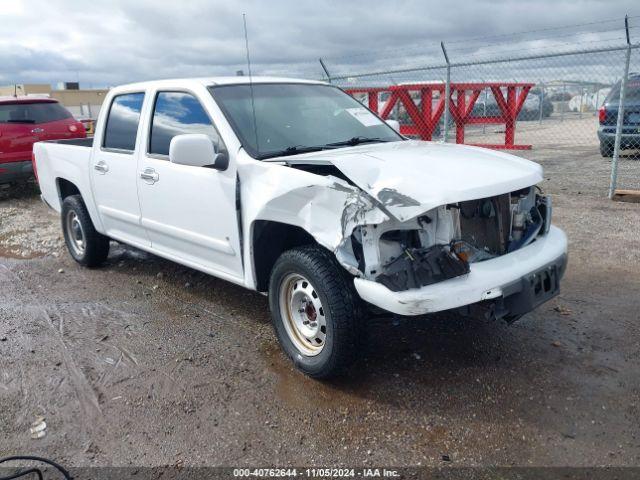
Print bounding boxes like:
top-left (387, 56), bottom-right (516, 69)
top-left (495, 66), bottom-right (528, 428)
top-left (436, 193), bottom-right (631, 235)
top-left (345, 82), bottom-right (534, 150)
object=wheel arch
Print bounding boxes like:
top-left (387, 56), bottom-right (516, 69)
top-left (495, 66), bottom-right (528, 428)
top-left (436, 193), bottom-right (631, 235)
top-left (56, 177), bottom-right (81, 202)
top-left (251, 220), bottom-right (319, 292)
top-left (55, 176), bottom-right (106, 234)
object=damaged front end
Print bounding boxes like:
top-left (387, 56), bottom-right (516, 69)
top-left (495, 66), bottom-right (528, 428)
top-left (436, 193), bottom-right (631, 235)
top-left (338, 185), bottom-right (552, 292)
top-left (252, 141), bottom-right (564, 318)
top-left (376, 243), bottom-right (469, 292)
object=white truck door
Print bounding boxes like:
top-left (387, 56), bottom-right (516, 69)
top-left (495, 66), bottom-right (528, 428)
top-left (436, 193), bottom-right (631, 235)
top-left (137, 90), bottom-right (243, 282)
top-left (91, 92), bottom-right (150, 247)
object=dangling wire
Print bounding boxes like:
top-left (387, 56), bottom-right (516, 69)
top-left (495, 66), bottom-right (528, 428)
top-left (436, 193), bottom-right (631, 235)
top-left (0, 456), bottom-right (72, 480)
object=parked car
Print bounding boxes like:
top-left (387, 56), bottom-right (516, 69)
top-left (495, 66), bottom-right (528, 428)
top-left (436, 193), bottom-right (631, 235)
top-left (33, 77), bottom-right (568, 378)
top-left (519, 91), bottom-right (554, 120)
top-left (598, 74), bottom-right (640, 157)
top-left (0, 97), bottom-right (85, 183)
top-left (472, 91), bottom-right (553, 121)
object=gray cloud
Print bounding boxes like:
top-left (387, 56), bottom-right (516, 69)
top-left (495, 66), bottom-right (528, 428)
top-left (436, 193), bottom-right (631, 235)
top-left (0, 0), bottom-right (637, 87)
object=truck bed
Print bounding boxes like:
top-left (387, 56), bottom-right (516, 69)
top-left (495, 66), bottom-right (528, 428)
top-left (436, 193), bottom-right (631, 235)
top-left (33, 138), bottom-right (98, 220)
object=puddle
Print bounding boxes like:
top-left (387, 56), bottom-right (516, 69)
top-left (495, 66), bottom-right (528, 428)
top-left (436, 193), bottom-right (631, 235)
top-left (259, 341), bottom-right (363, 410)
top-left (0, 244), bottom-right (47, 259)
top-left (0, 230), bottom-right (55, 259)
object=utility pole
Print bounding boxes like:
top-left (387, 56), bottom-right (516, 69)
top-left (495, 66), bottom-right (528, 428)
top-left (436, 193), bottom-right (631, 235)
top-left (609, 15), bottom-right (632, 198)
top-left (441, 42), bottom-right (451, 143)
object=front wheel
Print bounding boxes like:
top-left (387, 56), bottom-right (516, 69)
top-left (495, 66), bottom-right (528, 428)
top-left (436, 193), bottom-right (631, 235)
top-left (268, 245), bottom-right (362, 378)
top-left (61, 195), bottom-right (110, 267)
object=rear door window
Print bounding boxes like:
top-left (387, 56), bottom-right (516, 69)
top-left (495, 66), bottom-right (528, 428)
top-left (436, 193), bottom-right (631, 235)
top-left (0, 102), bottom-right (73, 124)
top-left (149, 91), bottom-right (223, 156)
top-left (103, 93), bottom-right (145, 151)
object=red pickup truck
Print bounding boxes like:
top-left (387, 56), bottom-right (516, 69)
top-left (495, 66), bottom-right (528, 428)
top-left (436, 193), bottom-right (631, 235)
top-left (0, 97), bottom-right (85, 183)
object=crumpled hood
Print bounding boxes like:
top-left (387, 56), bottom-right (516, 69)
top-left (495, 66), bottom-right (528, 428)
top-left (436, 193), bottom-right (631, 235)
top-left (282, 140), bottom-right (543, 222)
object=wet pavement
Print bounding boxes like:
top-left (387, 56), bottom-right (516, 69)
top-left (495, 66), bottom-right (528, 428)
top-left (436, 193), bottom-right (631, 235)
top-left (0, 139), bottom-right (639, 467)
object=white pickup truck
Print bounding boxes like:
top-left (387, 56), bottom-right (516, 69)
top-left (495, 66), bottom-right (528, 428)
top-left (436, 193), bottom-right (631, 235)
top-left (34, 77), bottom-right (568, 378)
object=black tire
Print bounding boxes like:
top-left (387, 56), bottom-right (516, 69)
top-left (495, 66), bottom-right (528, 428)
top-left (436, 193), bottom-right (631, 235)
top-left (600, 141), bottom-right (614, 158)
top-left (268, 245), bottom-right (362, 379)
top-left (61, 195), bottom-right (110, 267)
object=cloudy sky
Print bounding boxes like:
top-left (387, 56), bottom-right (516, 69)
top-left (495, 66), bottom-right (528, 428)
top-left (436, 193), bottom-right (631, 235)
top-left (0, 0), bottom-right (637, 87)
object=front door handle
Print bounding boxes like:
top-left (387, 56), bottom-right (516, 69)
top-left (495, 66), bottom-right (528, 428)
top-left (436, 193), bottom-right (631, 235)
top-left (94, 161), bottom-right (109, 174)
top-left (140, 168), bottom-right (159, 184)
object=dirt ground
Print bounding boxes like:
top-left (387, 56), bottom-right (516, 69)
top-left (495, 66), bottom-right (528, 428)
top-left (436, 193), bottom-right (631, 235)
top-left (1, 117), bottom-right (639, 470)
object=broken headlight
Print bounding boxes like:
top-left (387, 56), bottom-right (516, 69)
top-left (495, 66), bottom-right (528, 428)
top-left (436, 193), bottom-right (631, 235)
top-left (507, 188), bottom-right (551, 252)
top-left (376, 244), bottom-right (469, 292)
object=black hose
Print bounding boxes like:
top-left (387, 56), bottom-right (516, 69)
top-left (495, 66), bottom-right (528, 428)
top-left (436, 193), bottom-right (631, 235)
top-left (0, 468), bottom-right (43, 480)
top-left (0, 456), bottom-right (71, 480)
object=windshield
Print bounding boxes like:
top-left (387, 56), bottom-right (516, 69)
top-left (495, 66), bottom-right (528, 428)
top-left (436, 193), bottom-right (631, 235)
top-left (208, 83), bottom-right (402, 159)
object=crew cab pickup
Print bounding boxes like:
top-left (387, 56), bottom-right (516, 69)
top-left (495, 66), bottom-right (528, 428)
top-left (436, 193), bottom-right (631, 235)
top-left (34, 77), bottom-right (568, 378)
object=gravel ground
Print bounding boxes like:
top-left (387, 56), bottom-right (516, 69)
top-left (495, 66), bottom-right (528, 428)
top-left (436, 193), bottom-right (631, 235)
top-left (0, 180), bottom-right (64, 259)
top-left (0, 121), bottom-right (639, 470)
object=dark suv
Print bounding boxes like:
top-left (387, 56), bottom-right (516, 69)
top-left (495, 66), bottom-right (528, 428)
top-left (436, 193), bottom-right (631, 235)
top-left (598, 74), bottom-right (640, 157)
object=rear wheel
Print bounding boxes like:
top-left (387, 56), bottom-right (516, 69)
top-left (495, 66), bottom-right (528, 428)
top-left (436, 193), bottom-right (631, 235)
top-left (61, 195), bottom-right (110, 267)
top-left (600, 140), bottom-right (614, 157)
top-left (268, 245), bottom-right (362, 378)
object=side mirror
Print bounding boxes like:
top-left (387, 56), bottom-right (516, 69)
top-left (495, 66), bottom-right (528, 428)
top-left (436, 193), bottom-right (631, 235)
top-left (386, 119), bottom-right (401, 134)
top-left (169, 134), bottom-right (228, 170)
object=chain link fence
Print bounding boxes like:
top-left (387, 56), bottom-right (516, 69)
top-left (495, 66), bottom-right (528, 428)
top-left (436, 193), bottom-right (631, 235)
top-left (317, 20), bottom-right (640, 200)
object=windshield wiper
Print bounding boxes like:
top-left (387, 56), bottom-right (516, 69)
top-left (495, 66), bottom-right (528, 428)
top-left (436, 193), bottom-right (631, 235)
top-left (259, 145), bottom-right (328, 159)
top-left (6, 119), bottom-right (36, 124)
top-left (325, 136), bottom-right (388, 147)
top-left (284, 145), bottom-right (327, 154)
top-left (258, 137), bottom-right (389, 159)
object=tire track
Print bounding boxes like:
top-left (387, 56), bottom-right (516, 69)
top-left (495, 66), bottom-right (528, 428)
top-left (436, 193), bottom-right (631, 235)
top-left (0, 262), bottom-right (104, 427)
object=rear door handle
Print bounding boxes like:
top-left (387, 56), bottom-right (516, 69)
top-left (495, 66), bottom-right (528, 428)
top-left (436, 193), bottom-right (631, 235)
top-left (140, 168), bottom-right (159, 184)
top-left (94, 161), bottom-right (109, 174)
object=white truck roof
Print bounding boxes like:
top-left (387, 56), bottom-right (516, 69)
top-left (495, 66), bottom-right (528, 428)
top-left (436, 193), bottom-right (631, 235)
top-left (111, 76), bottom-right (327, 93)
